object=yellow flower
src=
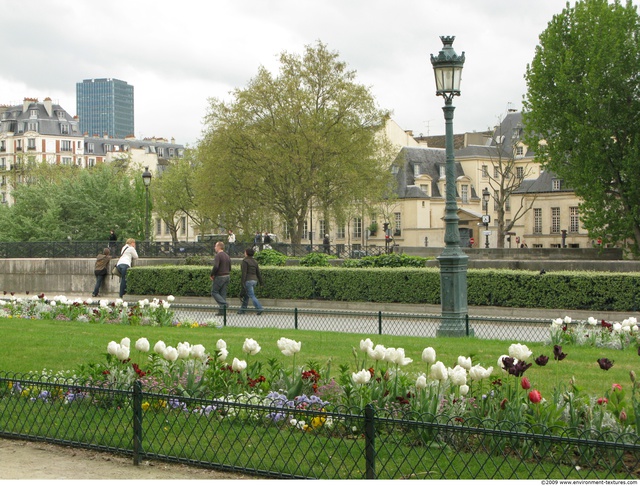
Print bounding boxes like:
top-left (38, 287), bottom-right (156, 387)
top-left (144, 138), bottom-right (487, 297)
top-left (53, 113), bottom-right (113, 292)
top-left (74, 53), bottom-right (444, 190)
top-left (311, 415), bottom-right (326, 429)
top-left (190, 322), bottom-right (199, 328)
top-left (155, 399), bottom-right (167, 409)
top-left (141, 402), bottom-right (150, 412)
top-left (7, 381), bottom-right (12, 389)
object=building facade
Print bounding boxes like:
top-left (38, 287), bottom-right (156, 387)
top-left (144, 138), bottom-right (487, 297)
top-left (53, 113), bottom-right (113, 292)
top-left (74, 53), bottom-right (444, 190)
top-left (76, 78), bottom-right (134, 139)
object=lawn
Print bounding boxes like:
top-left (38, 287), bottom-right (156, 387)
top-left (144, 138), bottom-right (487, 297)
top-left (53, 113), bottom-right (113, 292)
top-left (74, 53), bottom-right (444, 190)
top-left (1, 317), bottom-right (637, 399)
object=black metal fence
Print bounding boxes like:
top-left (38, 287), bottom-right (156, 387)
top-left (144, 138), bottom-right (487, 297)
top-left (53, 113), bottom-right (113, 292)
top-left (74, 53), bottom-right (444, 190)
top-left (1, 373), bottom-right (638, 479)
top-left (0, 240), bottom-right (389, 259)
top-left (171, 303), bottom-right (552, 342)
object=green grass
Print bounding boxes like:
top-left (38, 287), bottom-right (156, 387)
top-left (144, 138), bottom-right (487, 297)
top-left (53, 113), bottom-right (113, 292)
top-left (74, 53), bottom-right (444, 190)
top-left (1, 317), bottom-right (637, 398)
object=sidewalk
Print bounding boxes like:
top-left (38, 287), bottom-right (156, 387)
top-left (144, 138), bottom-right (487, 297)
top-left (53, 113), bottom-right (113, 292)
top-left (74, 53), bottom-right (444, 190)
top-left (6, 291), bottom-right (637, 323)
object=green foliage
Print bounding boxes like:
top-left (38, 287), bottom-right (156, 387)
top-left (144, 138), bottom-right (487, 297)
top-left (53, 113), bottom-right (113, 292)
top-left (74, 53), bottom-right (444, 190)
top-left (128, 266), bottom-right (640, 312)
top-left (299, 252), bottom-right (331, 267)
top-left (197, 41), bottom-right (392, 245)
top-left (0, 163), bottom-right (145, 241)
top-left (254, 249), bottom-right (287, 266)
top-left (342, 253), bottom-right (429, 268)
top-left (524, 0), bottom-right (640, 253)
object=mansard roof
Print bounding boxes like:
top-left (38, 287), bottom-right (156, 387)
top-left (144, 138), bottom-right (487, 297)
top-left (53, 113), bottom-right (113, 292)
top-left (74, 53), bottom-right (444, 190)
top-left (83, 135), bottom-right (184, 157)
top-left (0, 99), bottom-right (81, 137)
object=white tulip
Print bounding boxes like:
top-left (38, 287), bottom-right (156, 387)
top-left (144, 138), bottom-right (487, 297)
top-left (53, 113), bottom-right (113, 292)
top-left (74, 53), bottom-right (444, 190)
top-left (508, 343), bottom-right (532, 362)
top-left (242, 338), bottom-right (261, 356)
top-left (216, 339), bottom-right (227, 350)
top-left (422, 347), bottom-right (436, 364)
top-left (154, 340), bottom-right (166, 354)
top-left (352, 369), bottom-right (371, 385)
top-left (459, 384), bottom-right (470, 396)
top-left (232, 357), bottom-right (247, 372)
top-left (138, 300), bottom-right (146, 309)
top-left (120, 337), bottom-right (130, 349)
top-left (429, 361), bottom-right (448, 382)
top-left (191, 344), bottom-right (207, 360)
top-left (392, 348), bottom-right (413, 366)
top-left (177, 342), bottom-right (191, 359)
top-left (449, 365), bottom-right (467, 386)
top-left (587, 316), bottom-right (598, 325)
top-left (359, 338), bottom-right (374, 353)
top-left (107, 341), bottom-right (119, 356)
top-left (217, 348), bottom-right (229, 362)
top-left (457, 356), bottom-right (472, 370)
top-left (367, 344), bottom-right (386, 361)
top-left (415, 374), bottom-right (428, 390)
top-left (277, 337), bottom-right (301, 356)
top-left (163, 346), bottom-right (179, 362)
top-left (564, 316), bottom-right (572, 324)
top-left (116, 345), bottom-right (130, 361)
top-left (469, 364), bottom-right (493, 381)
top-left (135, 337), bottom-right (150, 353)
top-left (167, 295), bottom-right (175, 302)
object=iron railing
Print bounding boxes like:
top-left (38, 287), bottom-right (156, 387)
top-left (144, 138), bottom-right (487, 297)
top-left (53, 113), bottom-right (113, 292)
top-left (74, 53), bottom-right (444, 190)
top-left (0, 241), bottom-right (389, 259)
top-left (0, 373), bottom-right (638, 479)
top-left (169, 303), bottom-right (552, 342)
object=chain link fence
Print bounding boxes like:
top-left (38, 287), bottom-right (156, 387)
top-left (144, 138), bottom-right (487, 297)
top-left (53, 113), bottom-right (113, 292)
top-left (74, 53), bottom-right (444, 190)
top-left (1, 373), bottom-right (638, 479)
top-left (171, 303), bottom-right (552, 342)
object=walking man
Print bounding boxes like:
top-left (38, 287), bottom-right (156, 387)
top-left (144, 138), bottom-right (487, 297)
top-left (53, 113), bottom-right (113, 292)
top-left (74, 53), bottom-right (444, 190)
top-left (210, 241), bottom-right (231, 316)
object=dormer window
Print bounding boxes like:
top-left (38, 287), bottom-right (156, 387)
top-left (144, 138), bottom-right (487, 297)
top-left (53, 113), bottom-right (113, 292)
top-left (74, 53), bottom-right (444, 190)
top-left (439, 165), bottom-right (446, 178)
top-left (552, 179), bottom-right (562, 191)
top-left (413, 164), bottom-right (420, 177)
top-left (57, 111), bottom-right (65, 119)
top-left (60, 124), bottom-right (69, 135)
top-left (30, 109), bottom-right (38, 118)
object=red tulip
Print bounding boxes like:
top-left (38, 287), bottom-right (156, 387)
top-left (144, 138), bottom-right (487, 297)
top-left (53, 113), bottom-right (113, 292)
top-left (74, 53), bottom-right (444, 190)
top-left (528, 390), bottom-right (542, 403)
top-left (597, 397), bottom-right (608, 405)
top-left (520, 377), bottom-right (531, 390)
top-left (612, 383), bottom-right (622, 392)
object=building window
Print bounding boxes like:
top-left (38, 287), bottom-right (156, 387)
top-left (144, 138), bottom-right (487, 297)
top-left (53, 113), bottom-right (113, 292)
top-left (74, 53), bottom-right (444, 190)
top-left (27, 122), bottom-right (38, 132)
top-left (353, 218), bottom-right (362, 238)
top-left (552, 179), bottom-right (562, 191)
top-left (156, 219), bottom-right (162, 235)
top-left (570, 207), bottom-right (579, 233)
top-left (319, 220), bottom-right (326, 237)
top-left (27, 138), bottom-right (36, 150)
top-left (86, 143), bottom-right (94, 154)
top-left (534, 208), bottom-right (542, 234)
top-left (413, 164), bottom-right (420, 177)
top-left (0, 141), bottom-right (5, 151)
top-left (169, 148), bottom-right (175, 157)
top-left (61, 157), bottom-right (72, 165)
top-left (481, 165), bottom-right (488, 178)
top-left (337, 224), bottom-right (345, 239)
top-left (181, 216), bottom-right (187, 235)
top-left (493, 190), bottom-right (499, 211)
top-left (439, 165), bottom-right (446, 178)
top-left (551, 207), bottom-right (561, 233)
top-left (165, 221), bottom-right (171, 235)
top-left (60, 124), bottom-right (69, 135)
top-left (30, 109), bottom-right (38, 118)
top-left (494, 166), bottom-right (500, 178)
top-left (57, 111), bottom-right (65, 119)
top-left (505, 196), bottom-right (511, 212)
top-left (461, 185), bottom-right (468, 204)
top-left (0, 158), bottom-right (4, 169)
top-left (394, 212), bottom-right (402, 236)
top-left (88, 158), bottom-right (96, 167)
top-left (61, 140), bottom-right (72, 152)
top-left (515, 145), bottom-right (524, 157)
top-left (158, 147), bottom-right (165, 157)
top-left (516, 166), bottom-right (524, 179)
top-left (16, 139), bottom-right (22, 151)
top-left (77, 141), bottom-right (83, 150)
top-left (420, 184), bottom-right (429, 196)
top-left (1, 192), bottom-right (5, 203)
top-left (302, 221), bottom-right (308, 240)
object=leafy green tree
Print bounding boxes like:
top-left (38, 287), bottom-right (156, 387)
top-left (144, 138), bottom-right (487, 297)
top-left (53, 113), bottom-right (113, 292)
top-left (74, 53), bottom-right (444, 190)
top-left (0, 164), bottom-right (145, 241)
top-left (197, 41), bottom-right (392, 245)
top-left (524, 0), bottom-right (640, 252)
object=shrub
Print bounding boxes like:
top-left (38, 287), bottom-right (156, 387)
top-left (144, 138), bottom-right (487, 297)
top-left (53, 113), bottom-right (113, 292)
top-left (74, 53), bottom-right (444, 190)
top-left (342, 253), bottom-right (429, 268)
top-left (255, 249), bottom-right (287, 266)
top-left (299, 252), bottom-right (331, 267)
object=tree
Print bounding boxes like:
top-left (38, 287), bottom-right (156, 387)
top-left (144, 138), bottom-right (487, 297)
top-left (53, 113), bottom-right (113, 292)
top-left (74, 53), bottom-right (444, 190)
top-left (0, 163), bottom-right (145, 241)
top-left (482, 115), bottom-right (537, 248)
top-left (524, 0), bottom-right (640, 252)
top-left (197, 41), bottom-right (392, 245)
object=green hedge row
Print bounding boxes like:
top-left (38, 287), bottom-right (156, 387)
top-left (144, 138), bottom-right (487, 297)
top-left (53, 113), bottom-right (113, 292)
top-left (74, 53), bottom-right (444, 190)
top-left (127, 266), bottom-right (640, 312)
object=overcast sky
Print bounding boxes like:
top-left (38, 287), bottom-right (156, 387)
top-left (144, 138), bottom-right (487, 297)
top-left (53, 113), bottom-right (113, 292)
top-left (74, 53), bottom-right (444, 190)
top-left (0, 1), bottom-right (617, 146)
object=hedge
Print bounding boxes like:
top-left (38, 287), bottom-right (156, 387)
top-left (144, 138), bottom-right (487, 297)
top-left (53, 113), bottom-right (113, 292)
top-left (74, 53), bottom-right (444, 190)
top-left (126, 266), bottom-right (640, 312)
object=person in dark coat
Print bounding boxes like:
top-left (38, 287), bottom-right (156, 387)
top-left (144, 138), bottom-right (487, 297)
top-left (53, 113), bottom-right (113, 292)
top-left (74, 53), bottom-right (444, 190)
top-left (238, 247), bottom-right (264, 315)
top-left (92, 248), bottom-right (111, 297)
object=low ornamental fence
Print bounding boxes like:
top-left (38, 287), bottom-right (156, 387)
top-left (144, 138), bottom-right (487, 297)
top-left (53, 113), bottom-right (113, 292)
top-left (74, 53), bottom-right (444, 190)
top-left (0, 240), bottom-right (388, 259)
top-left (0, 373), bottom-right (639, 479)
top-left (170, 303), bottom-right (552, 342)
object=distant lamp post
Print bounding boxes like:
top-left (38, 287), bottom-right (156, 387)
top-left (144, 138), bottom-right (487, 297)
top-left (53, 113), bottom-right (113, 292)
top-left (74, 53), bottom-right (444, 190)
top-left (431, 36), bottom-right (472, 337)
top-left (482, 187), bottom-right (491, 249)
top-left (142, 166), bottom-right (152, 241)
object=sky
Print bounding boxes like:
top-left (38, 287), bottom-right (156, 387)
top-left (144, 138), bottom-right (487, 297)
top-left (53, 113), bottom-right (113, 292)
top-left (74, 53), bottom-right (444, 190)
top-left (0, 0), bottom-right (619, 146)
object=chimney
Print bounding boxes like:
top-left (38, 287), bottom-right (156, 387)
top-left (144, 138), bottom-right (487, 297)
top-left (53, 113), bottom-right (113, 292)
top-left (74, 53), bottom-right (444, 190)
top-left (43, 97), bottom-right (53, 117)
top-left (23, 97), bottom-right (38, 113)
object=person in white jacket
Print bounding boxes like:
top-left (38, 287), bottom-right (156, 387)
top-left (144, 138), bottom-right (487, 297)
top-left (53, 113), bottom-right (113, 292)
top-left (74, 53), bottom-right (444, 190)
top-left (116, 238), bottom-right (138, 298)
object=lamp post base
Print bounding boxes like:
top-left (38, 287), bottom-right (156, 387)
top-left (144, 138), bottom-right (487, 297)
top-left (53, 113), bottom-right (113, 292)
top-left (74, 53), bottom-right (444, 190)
top-left (437, 249), bottom-right (474, 337)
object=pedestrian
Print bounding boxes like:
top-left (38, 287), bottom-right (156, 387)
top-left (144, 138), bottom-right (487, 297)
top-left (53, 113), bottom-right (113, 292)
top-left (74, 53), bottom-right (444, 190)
top-left (108, 229), bottom-right (117, 253)
top-left (92, 248), bottom-right (111, 297)
top-left (116, 238), bottom-right (138, 298)
top-left (254, 231), bottom-right (262, 251)
top-left (323, 234), bottom-right (330, 254)
top-left (263, 231), bottom-right (272, 250)
top-left (227, 230), bottom-right (236, 256)
top-left (210, 241), bottom-right (231, 315)
top-left (238, 247), bottom-right (264, 315)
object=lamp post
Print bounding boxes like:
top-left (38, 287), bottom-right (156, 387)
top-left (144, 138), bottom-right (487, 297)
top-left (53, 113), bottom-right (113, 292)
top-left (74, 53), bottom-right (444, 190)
top-left (431, 36), bottom-right (472, 337)
top-left (142, 166), bottom-right (152, 242)
top-left (482, 187), bottom-right (491, 248)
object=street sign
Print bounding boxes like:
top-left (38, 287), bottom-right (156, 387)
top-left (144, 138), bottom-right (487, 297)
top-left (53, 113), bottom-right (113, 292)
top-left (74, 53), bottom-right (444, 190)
top-left (483, 230), bottom-right (492, 236)
top-left (469, 237), bottom-right (475, 245)
top-left (481, 215), bottom-right (491, 224)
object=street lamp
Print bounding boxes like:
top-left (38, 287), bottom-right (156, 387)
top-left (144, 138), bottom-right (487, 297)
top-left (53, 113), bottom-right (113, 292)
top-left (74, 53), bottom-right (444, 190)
top-left (482, 187), bottom-right (491, 249)
top-left (142, 166), bottom-right (152, 242)
top-left (431, 36), bottom-right (472, 337)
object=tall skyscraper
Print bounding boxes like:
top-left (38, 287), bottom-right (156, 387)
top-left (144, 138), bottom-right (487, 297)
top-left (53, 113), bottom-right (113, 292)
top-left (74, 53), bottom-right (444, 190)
top-left (76, 78), bottom-right (134, 138)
